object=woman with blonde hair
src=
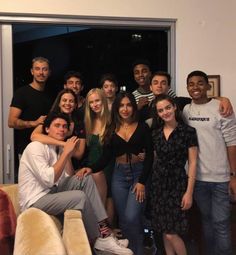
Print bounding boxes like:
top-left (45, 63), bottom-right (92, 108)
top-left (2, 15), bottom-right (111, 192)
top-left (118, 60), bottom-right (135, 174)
top-left (84, 88), bottom-right (111, 205)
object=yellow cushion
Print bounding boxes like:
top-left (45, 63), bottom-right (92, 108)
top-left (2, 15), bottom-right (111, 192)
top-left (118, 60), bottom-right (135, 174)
top-left (14, 208), bottom-right (67, 255)
top-left (63, 210), bottom-right (92, 255)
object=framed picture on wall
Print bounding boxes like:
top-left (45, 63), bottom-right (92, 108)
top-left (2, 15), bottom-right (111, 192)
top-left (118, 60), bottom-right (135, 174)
top-left (207, 75), bottom-right (220, 97)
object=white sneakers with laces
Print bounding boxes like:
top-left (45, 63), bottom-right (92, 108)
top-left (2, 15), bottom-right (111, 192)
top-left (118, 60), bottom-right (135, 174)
top-left (94, 235), bottom-right (133, 255)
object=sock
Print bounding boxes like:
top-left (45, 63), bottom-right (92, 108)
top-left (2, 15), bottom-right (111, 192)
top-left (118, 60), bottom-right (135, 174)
top-left (98, 220), bottom-right (112, 238)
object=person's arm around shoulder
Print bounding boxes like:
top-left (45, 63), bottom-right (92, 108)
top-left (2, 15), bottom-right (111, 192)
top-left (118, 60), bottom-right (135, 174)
top-left (181, 146), bottom-right (198, 210)
top-left (215, 96), bottom-right (234, 117)
top-left (31, 124), bottom-right (65, 147)
top-left (8, 106), bottom-right (46, 129)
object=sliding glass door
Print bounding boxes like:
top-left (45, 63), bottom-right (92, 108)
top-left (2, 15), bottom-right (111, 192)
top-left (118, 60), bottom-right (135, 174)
top-left (0, 15), bottom-right (176, 183)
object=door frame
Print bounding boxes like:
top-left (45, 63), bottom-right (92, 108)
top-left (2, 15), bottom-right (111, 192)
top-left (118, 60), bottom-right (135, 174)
top-left (0, 13), bottom-right (176, 183)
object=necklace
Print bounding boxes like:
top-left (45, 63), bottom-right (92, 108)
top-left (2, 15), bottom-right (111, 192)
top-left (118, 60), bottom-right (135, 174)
top-left (121, 123), bottom-right (132, 141)
top-left (190, 99), bottom-right (211, 116)
top-left (123, 124), bottom-right (130, 130)
top-left (190, 102), bottom-right (201, 116)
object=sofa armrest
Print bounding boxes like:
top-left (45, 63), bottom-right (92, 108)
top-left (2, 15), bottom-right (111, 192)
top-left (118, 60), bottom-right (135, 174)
top-left (63, 209), bottom-right (92, 255)
top-left (0, 184), bottom-right (20, 217)
top-left (14, 208), bottom-right (67, 255)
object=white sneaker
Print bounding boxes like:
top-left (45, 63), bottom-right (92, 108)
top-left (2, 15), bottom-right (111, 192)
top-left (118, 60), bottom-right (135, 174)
top-left (94, 235), bottom-right (133, 255)
top-left (111, 233), bottom-right (129, 247)
top-left (117, 238), bottom-right (129, 248)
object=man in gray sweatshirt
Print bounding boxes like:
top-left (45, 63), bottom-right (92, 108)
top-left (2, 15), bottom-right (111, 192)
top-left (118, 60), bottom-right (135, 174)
top-left (183, 70), bottom-right (236, 255)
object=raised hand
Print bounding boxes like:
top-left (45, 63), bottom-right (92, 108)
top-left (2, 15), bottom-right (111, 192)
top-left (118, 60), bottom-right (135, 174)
top-left (63, 136), bottom-right (80, 156)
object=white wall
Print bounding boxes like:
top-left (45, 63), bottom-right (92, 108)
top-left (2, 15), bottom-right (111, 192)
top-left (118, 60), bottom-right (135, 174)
top-left (1, 0), bottom-right (236, 108)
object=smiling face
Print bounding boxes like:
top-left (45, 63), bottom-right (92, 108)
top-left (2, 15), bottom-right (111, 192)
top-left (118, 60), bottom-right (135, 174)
top-left (64, 76), bottom-right (83, 95)
top-left (31, 60), bottom-right (50, 84)
top-left (45, 118), bottom-right (69, 141)
top-left (187, 75), bottom-right (211, 103)
top-left (59, 92), bottom-right (76, 114)
top-left (119, 96), bottom-right (134, 121)
top-left (156, 99), bottom-right (176, 123)
top-left (133, 64), bottom-right (151, 87)
top-left (150, 75), bottom-right (170, 96)
top-left (88, 92), bottom-right (103, 114)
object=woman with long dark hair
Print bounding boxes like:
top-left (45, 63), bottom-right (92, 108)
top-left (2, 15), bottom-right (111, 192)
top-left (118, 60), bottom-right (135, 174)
top-left (31, 88), bottom-right (86, 161)
top-left (148, 94), bottom-right (198, 255)
top-left (77, 91), bottom-right (153, 255)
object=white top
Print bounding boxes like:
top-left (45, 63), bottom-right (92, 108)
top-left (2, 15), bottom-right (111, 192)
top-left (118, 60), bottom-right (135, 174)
top-left (183, 99), bottom-right (236, 182)
top-left (18, 141), bottom-right (67, 211)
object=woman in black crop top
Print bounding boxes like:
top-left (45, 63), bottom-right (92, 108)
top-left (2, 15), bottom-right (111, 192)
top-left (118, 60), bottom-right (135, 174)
top-left (77, 92), bottom-right (153, 255)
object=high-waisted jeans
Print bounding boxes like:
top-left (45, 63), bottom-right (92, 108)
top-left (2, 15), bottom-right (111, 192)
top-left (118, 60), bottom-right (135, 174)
top-left (112, 162), bottom-right (144, 255)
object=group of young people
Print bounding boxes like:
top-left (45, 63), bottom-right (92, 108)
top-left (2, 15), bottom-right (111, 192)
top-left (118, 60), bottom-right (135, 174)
top-left (8, 56), bottom-right (236, 255)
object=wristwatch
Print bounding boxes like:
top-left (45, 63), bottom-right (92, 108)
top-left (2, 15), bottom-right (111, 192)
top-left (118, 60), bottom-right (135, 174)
top-left (230, 171), bottom-right (236, 177)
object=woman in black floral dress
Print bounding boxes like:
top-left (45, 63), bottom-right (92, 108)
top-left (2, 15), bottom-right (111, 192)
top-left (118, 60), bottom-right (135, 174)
top-left (149, 94), bottom-right (198, 255)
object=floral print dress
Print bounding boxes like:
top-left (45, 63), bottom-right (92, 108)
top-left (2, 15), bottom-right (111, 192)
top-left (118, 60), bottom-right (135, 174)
top-left (148, 123), bottom-right (198, 235)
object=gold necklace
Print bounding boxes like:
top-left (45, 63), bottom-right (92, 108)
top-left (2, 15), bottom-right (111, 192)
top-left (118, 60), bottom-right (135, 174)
top-left (123, 124), bottom-right (130, 130)
top-left (190, 103), bottom-right (201, 116)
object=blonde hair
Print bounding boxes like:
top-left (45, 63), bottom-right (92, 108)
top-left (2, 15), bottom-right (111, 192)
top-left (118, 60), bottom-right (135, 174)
top-left (84, 88), bottom-right (110, 144)
top-left (32, 56), bottom-right (50, 66)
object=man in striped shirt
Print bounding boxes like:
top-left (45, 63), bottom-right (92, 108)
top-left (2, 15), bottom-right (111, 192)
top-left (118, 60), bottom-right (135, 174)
top-left (132, 59), bottom-right (176, 112)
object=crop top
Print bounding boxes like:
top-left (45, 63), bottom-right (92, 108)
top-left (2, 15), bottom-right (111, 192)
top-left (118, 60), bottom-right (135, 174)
top-left (90, 122), bottom-right (153, 184)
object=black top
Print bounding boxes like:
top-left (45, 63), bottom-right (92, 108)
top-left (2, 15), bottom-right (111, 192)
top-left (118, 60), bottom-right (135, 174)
top-left (90, 122), bottom-right (153, 184)
top-left (152, 123), bottom-right (198, 171)
top-left (67, 111), bottom-right (86, 170)
top-left (10, 85), bottom-right (52, 154)
top-left (174, 96), bottom-right (191, 111)
top-left (71, 111), bottom-right (86, 139)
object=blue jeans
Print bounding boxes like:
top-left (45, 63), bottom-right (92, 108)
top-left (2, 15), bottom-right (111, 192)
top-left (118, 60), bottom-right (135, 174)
top-left (194, 181), bottom-right (232, 255)
top-left (112, 162), bottom-right (144, 255)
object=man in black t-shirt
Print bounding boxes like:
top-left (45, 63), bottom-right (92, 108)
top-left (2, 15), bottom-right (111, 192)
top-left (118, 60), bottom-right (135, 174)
top-left (8, 57), bottom-right (52, 180)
